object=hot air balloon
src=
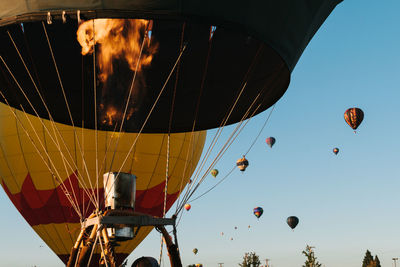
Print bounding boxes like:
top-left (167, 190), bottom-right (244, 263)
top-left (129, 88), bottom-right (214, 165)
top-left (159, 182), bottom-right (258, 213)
top-left (248, 225), bottom-right (251, 229)
top-left (287, 216), bottom-right (299, 230)
top-left (236, 156), bottom-right (249, 172)
top-left (253, 207), bottom-right (264, 219)
top-left (344, 108), bottom-right (364, 132)
top-left (185, 204), bottom-right (192, 211)
top-left (193, 248), bottom-right (198, 255)
top-left (333, 148), bottom-right (339, 155)
top-left (234, 226), bottom-right (238, 230)
top-left (230, 238), bottom-right (233, 241)
top-left (221, 232), bottom-right (224, 236)
top-left (0, 0), bottom-right (342, 265)
top-left (266, 137), bottom-right (276, 148)
top-left (210, 169), bottom-right (219, 178)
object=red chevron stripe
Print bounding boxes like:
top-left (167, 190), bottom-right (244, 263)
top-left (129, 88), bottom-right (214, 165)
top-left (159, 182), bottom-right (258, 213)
top-left (2, 172), bottom-right (179, 226)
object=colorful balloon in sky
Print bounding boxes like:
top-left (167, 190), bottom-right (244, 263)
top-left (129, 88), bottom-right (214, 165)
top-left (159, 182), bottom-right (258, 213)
top-left (253, 207), bottom-right (264, 219)
top-left (185, 204), bottom-right (192, 211)
top-left (266, 137), bottom-right (276, 148)
top-left (236, 156), bottom-right (249, 172)
top-left (210, 169), bottom-right (219, 178)
top-left (333, 148), bottom-right (339, 155)
top-left (344, 108), bottom-right (364, 132)
top-left (287, 216), bottom-right (299, 230)
top-left (193, 248), bottom-right (198, 255)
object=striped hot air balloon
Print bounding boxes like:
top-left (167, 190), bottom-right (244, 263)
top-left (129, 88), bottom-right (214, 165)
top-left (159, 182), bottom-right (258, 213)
top-left (344, 108), bottom-right (364, 132)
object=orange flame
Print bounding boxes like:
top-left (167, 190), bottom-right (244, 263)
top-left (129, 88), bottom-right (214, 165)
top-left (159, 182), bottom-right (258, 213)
top-left (76, 19), bottom-right (158, 127)
top-left (102, 106), bottom-right (118, 126)
top-left (77, 19), bottom-right (157, 82)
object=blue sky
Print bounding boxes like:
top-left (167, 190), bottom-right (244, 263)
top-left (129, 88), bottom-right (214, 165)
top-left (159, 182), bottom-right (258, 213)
top-left (1, 1), bottom-right (400, 266)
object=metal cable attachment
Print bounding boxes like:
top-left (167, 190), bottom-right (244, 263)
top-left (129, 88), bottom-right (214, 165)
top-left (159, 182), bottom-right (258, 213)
top-left (47, 12), bottom-right (52, 24)
top-left (77, 10), bottom-right (81, 24)
top-left (62, 11), bottom-right (67, 23)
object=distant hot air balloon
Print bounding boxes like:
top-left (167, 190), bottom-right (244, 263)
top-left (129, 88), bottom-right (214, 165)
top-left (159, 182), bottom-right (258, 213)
top-left (333, 148), bottom-right (339, 155)
top-left (236, 156), bottom-right (249, 172)
top-left (221, 232), bottom-right (224, 236)
top-left (185, 204), bottom-right (191, 211)
top-left (344, 108), bottom-right (364, 132)
top-left (266, 137), bottom-right (276, 148)
top-left (210, 169), bottom-right (219, 178)
top-left (234, 226), bottom-right (238, 230)
top-left (193, 248), bottom-right (198, 255)
top-left (253, 207), bottom-right (264, 219)
top-left (248, 225), bottom-right (251, 229)
top-left (287, 216), bottom-right (299, 230)
top-left (230, 238), bottom-right (233, 241)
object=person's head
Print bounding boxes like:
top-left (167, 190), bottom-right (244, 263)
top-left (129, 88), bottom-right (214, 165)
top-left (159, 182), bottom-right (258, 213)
top-left (131, 257), bottom-right (159, 267)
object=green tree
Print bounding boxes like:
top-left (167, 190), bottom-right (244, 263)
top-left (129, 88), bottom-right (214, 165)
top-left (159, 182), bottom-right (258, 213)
top-left (374, 255), bottom-right (381, 267)
top-left (239, 252), bottom-right (261, 267)
top-left (362, 250), bottom-right (381, 267)
top-left (362, 250), bottom-right (373, 267)
top-left (302, 245), bottom-right (322, 267)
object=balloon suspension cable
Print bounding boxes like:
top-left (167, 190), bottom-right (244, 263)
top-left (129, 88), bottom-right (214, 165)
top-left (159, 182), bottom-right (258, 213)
top-left (87, 231), bottom-right (100, 266)
top-left (42, 22), bottom-right (99, 209)
top-left (5, 30), bottom-right (97, 214)
top-left (178, 53), bottom-right (282, 211)
top-left (0, 90), bottom-right (83, 218)
top-left (175, 23), bottom-right (210, 214)
top-left (0, 57), bottom-right (93, 218)
top-left (176, 45), bottom-right (263, 211)
top-left (105, 19), bottom-right (150, 181)
top-left (176, 80), bottom-right (250, 214)
top-left (188, 103), bottom-right (276, 203)
top-left (103, 43), bottom-right (188, 209)
top-left (92, 20), bottom-right (100, 210)
top-left (184, 76), bottom-right (280, 205)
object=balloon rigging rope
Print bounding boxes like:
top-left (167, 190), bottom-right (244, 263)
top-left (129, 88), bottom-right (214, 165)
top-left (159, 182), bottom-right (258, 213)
top-left (92, 20), bottom-right (100, 210)
top-left (0, 54), bottom-right (100, 216)
top-left (9, 28), bottom-right (98, 213)
top-left (180, 88), bottom-right (259, 209)
top-left (175, 81), bottom-right (249, 214)
top-left (103, 44), bottom-right (188, 207)
top-left (87, 231), bottom-right (99, 266)
top-left (163, 134), bottom-right (170, 218)
top-left (0, 90), bottom-right (82, 216)
top-left (104, 21), bottom-right (149, 184)
top-left (42, 22), bottom-right (99, 209)
top-left (176, 45), bottom-right (263, 212)
top-left (5, 31), bottom-right (90, 216)
top-left (188, 103), bottom-right (276, 203)
top-left (244, 103), bottom-right (276, 156)
top-left (18, 105), bottom-right (84, 218)
top-left (175, 27), bottom-right (212, 214)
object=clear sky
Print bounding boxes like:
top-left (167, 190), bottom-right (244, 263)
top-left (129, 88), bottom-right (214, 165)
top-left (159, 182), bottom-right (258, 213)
top-left (1, 1), bottom-right (400, 266)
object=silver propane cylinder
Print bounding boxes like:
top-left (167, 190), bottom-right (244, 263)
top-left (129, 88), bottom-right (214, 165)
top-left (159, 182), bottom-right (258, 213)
top-left (103, 172), bottom-right (136, 241)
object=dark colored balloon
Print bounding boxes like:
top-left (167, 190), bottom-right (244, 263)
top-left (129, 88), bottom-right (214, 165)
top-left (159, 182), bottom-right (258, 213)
top-left (0, 1), bottom-right (341, 133)
top-left (266, 137), bottom-right (276, 148)
top-left (344, 108), bottom-right (364, 131)
top-left (287, 216), bottom-right (299, 229)
top-left (333, 148), bottom-right (339, 155)
top-left (253, 207), bottom-right (263, 219)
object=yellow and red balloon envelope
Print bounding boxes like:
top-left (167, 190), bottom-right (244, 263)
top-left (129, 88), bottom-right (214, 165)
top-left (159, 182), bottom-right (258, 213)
top-left (0, 103), bottom-right (206, 265)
